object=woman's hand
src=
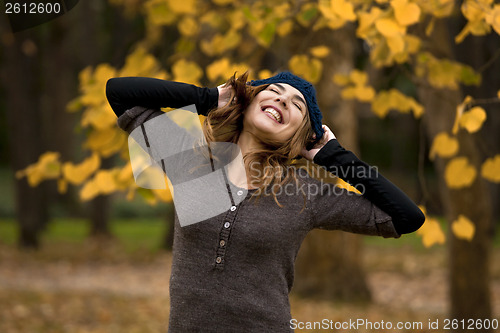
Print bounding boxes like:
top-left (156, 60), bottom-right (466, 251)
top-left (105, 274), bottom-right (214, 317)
top-left (300, 125), bottom-right (336, 161)
top-left (217, 84), bottom-right (234, 108)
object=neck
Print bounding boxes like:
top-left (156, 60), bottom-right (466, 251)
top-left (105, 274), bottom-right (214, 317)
top-left (227, 130), bottom-right (264, 189)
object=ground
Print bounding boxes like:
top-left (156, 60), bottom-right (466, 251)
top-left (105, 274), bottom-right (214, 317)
top-left (0, 240), bottom-right (499, 333)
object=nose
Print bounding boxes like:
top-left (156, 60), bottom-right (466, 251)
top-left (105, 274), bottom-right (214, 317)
top-left (275, 96), bottom-right (288, 108)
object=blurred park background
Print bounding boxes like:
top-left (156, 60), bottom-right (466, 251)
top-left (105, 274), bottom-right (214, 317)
top-left (0, 0), bottom-right (499, 332)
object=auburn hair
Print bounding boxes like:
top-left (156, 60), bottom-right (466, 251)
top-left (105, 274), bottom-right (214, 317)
top-left (202, 72), bottom-right (317, 206)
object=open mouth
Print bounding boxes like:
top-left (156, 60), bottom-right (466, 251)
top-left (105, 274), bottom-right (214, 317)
top-left (262, 106), bottom-right (283, 124)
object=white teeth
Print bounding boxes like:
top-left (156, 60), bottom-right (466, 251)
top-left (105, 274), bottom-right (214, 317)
top-left (263, 107), bottom-right (282, 123)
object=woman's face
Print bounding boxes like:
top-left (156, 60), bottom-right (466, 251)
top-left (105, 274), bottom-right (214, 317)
top-left (243, 83), bottom-right (307, 143)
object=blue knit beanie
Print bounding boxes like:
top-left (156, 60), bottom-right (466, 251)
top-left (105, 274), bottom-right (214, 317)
top-left (250, 71), bottom-right (324, 143)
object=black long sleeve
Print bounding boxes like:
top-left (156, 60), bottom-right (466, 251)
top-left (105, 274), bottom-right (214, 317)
top-left (313, 139), bottom-right (425, 235)
top-left (105, 77), bottom-right (219, 118)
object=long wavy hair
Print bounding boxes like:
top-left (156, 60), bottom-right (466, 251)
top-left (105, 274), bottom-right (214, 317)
top-left (202, 72), bottom-right (316, 206)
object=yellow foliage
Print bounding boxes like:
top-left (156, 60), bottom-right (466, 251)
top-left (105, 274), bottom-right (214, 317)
top-left (84, 128), bottom-right (127, 158)
top-left (416, 53), bottom-right (481, 89)
top-left (82, 105), bottom-right (117, 130)
top-left (94, 170), bottom-right (117, 194)
top-left (375, 18), bottom-right (406, 37)
top-left (335, 70), bottom-right (375, 102)
top-left (206, 58), bottom-right (248, 83)
top-left (481, 154), bottom-right (500, 183)
top-left (357, 7), bottom-right (383, 40)
top-left (167, 0), bottom-right (196, 15)
top-left (277, 20), bottom-right (293, 37)
top-left (80, 179), bottom-right (99, 201)
top-left (336, 178), bottom-right (361, 194)
top-left (15, 152), bottom-right (61, 187)
top-left (80, 64), bottom-right (116, 107)
top-left (318, 0), bottom-right (355, 29)
top-left (451, 214), bottom-right (475, 241)
top-left (416, 0), bottom-right (454, 18)
top-left (144, 0), bottom-right (176, 26)
top-left (452, 96), bottom-right (473, 134)
top-left (172, 59), bottom-right (203, 85)
top-left (119, 47), bottom-right (166, 78)
top-left (178, 16), bottom-right (200, 37)
top-left (485, 4), bottom-right (500, 35)
top-left (200, 30), bottom-right (241, 56)
top-left (258, 69), bottom-right (273, 80)
top-left (57, 178), bottom-right (68, 194)
top-left (429, 132), bottom-right (459, 160)
top-left (444, 157), bottom-right (477, 189)
top-left (392, 0), bottom-right (421, 26)
top-left (371, 89), bottom-right (424, 118)
top-left (213, 0), bottom-right (233, 5)
top-left (62, 153), bottom-right (100, 185)
top-left (459, 106), bottom-right (487, 133)
top-left (310, 45), bottom-right (330, 58)
top-left (416, 206), bottom-right (446, 247)
top-left (153, 188), bottom-right (173, 202)
top-left (288, 55), bottom-right (323, 84)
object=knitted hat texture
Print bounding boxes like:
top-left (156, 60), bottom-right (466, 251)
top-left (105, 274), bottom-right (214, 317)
top-left (250, 72), bottom-right (324, 141)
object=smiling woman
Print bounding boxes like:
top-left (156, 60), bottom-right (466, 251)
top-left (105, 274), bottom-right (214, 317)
top-left (105, 70), bottom-right (425, 332)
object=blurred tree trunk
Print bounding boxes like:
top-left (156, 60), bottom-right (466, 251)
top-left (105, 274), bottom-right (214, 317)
top-left (1, 27), bottom-right (48, 249)
top-left (293, 26), bottom-right (371, 302)
top-left (417, 20), bottom-right (493, 330)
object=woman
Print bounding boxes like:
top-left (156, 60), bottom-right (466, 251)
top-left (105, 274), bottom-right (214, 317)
top-left (106, 71), bottom-right (425, 332)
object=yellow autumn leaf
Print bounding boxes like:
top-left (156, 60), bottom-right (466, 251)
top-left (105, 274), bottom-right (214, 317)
top-left (392, 0), bottom-right (421, 26)
top-left (386, 35), bottom-right (405, 54)
top-left (94, 170), bottom-right (117, 194)
top-left (310, 45), bottom-right (330, 58)
top-left (178, 16), bottom-right (199, 37)
top-left (336, 178), bottom-right (361, 194)
top-left (62, 153), bottom-right (101, 185)
top-left (288, 55), bottom-right (323, 84)
top-left (429, 132), bottom-right (459, 160)
top-left (167, 0), bottom-right (196, 14)
top-left (331, 0), bottom-right (356, 21)
top-left (15, 151), bottom-right (61, 187)
top-left (172, 59), bottom-right (203, 85)
top-left (452, 96), bottom-right (473, 134)
top-left (153, 188), bottom-right (173, 202)
top-left (416, 216), bottom-right (446, 248)
top-left (375, 18), bottom-right (405, 37)
top-left (84, 128), bottom-right (127, 158)
top-left (258, 69), bottom-right (273, 80)
top-left (481, 154), bottom-right (500, 183)
top-left (57, 178), bottom-right (68, 194)
top-left (277, 20), bottom-right (293, 37)
top-left (332, 73), bottom-right (350, 86)
top-left (357, 7), bottom-right (383, 39)
top-left (371, 89), bottom-right (423, 118)
top-left (81, 104), bottom-right (117, 130)
top-left (451, 214), bottom-right (475, 241)
top-left (444, 157), bottom-right (477, 188)
top-left (206, 58), bottom-right (231, 82)
top-left (459, 106), bottom-right (487, 133)
top-left (80, 179), bottom-right (99, 201)
top-left (213, 0), bottom-right (233, 5)
top-left (119, 47), bottom-right (163, 77)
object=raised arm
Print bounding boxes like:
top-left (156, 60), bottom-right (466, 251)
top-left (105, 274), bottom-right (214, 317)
top-left (309, 127), bottom-right (425, 235)
top-left (105, 77), bottom-right (219, 118)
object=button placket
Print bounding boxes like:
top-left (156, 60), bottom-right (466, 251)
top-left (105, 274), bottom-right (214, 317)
top-left (214, 203), bottom-right (240, 270)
